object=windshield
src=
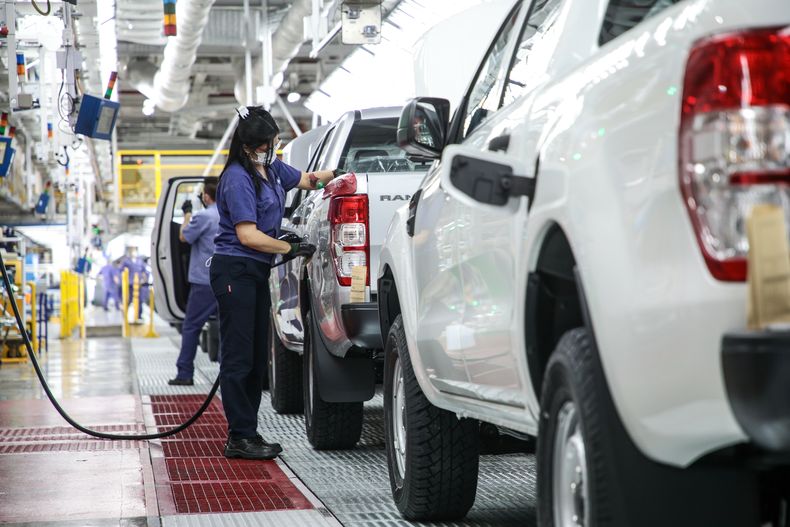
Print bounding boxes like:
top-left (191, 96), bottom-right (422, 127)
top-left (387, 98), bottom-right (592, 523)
top-left (338, 117), bottom-right (423, 173)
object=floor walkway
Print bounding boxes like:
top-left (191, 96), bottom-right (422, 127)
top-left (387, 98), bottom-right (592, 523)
top-left (0, 308), bottom-right (535, 526)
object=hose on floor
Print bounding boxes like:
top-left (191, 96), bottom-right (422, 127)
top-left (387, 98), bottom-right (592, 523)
top-left (0, 251), bottom-right (221, 440)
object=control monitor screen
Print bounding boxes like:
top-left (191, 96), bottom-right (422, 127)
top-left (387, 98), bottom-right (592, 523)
top-left (96, 104), bottom-right (117, 135)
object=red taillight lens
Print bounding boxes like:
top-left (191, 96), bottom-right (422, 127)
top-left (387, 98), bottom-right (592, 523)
top-left (328, 195), bottom-right (369, 287)
top-left (322, 173), bottom-right (357, 199)
top-left (680, 28), bottom-right (790, 281)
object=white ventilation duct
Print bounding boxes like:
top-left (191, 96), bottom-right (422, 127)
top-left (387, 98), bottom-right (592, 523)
top-left (152, 0), bottom-right (217, 112)
top-left (234, 0), bottom-right (313, 105)
top-left (116, 0), bottom-right (167, 45)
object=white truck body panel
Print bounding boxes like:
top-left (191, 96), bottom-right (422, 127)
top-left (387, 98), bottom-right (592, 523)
top-left (379, 0), bottom-right (790, 467)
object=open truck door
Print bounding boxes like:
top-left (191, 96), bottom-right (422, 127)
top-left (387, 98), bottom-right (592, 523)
top-left (152, 176), bottom-right (205, 325)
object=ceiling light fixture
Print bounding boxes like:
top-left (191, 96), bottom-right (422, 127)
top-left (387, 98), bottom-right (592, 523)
top-left (142, 99), bottom-right (155, 116)
top-left (286, 92), bottom-right (301, 103)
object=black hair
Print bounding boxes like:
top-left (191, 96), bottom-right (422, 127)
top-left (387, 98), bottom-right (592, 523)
top-left (202, 176), bottom-right (218, 201)
top-left (219, 106), bottom-right (280, 193)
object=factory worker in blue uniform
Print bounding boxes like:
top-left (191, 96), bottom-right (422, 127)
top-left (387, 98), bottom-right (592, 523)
top-left (211, 105), bottom-right (339, 460)
top-left (169, 176), bottom-right (220, 386)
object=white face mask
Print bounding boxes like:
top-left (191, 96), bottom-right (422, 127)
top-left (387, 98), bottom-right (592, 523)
top-left (251, 141), bottom-right (282, 166)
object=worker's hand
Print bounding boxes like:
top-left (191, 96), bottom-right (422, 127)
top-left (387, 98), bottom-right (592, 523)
top-left (277, 232), bottom-right (303, 245)
top-left (181, 199), bottom-right (193, 215)
top-left (287, 242), bottom-right (317, 259)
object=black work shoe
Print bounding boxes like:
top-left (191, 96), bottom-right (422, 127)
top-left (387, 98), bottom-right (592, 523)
top-left (224, 437), bottom-right (281, 460)
top-left (167, 378), bottom-right (194, 386)
top-left (254, 434), bottom-right (283, 454)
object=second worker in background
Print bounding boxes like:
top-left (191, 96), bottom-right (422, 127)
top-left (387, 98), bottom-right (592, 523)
top-left (169, 177), bottom-right (221, 386)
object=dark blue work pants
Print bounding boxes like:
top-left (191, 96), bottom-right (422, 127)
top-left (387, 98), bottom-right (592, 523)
top-left (175, 283), bottom-right (217, 380)
top-left (209, 254), bottom-right (270, 440)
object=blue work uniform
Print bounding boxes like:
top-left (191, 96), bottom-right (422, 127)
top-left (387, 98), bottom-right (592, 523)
top-left (99, 264), bottom-right (121, 310)
top-left (174, 204), bottom-right (220, 380)
top-left (210, 159), bottom-right (301, 439)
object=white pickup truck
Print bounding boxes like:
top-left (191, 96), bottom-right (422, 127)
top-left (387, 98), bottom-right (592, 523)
top-left (378, 0), bottom-right (790, 525)
top-left (268, 107), bottom-right (429, 449)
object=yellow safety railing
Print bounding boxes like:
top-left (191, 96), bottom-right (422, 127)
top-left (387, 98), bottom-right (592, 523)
top-left (144, 288), bottom-right (159, 338)
top-left (121, 268), bottom-right (129, 337)
top-left (27, 281), bottom-right (37, 354)
top-left (132, 274), bottom-right (140, 324)
top-left (120, 268), bottom-right (159, 338)
top-left (117, 150), bottom-right (229, 210)
top-left (59, 271), bottom-right (83, 339)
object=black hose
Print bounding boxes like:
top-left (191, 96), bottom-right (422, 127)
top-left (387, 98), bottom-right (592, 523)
top-left (0, 251), bottom-right (221, 440)
top-left (31, 0), bottom-right (51, 16)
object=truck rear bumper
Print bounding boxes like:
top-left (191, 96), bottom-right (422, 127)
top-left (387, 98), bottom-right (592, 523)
top-left (722, 330), bottom-right (790, 452)
top-left (341, 302), bottom-right (383, 350)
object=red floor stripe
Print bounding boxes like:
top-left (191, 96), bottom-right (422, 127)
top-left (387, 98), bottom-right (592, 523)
top-left (162, 440), bottom-right (226, 458)
top-left (154, 413), bottom-right (227, 426)
top-left (0, 440), bottom-right (143, 453)
top-left (157, 424), bottom-right (228, 440)
top-left (170, 481), bottom-right (311, 514)
top-left (151, 394), bottom-right (312, 515)
top-left (165, 458), bottom-right (276, 482)
top-left (149, 395), bottom-right (222, 405)
top-left (150, 402), bottom-right (224, 415)
top-left (0, 424), bottom-right (145, 441)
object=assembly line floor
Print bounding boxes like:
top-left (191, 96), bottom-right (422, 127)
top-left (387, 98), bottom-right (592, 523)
top-left (0, 313), bottom-right (535, 526)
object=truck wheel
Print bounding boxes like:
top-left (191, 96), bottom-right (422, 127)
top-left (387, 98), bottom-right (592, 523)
top-left (268, 314), bottom-right (303, 414)
top-left (384, 315), bottom-right (479, 520)
top-left (537, 328), bottom-right (760, 527)
top-left (303, 310), bottom-right (363, 450)
top-left (537, 328), bottom-right (604, 527)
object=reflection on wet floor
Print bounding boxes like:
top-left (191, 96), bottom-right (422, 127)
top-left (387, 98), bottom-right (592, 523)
top-left (0, 336), bottom-right (135, 401)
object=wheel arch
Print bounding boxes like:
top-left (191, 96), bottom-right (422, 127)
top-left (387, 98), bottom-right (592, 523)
top-left (378, 264), bottom-right (401, 344)
top-left (525, 222), bottom-right (593, 400)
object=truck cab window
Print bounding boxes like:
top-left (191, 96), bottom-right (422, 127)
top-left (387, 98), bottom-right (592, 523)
top-left (462, 4), bottom-right (524, 139)
top-left (501, 0), bottom-right (564, 107)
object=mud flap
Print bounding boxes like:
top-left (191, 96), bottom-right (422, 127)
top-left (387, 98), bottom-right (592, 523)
top-left (311, 310), bottom-right (375, 403)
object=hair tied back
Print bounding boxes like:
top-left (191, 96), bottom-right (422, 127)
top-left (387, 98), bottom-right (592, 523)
top-left (236, 106), bottom-right (250, 120)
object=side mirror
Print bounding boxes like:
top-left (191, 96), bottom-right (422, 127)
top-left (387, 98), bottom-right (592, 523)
top-left (397, 97), bottom-right (451, 160)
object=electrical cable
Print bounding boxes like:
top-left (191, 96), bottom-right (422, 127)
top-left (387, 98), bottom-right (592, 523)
top-left (56, 146), bottom-right (70, 167)
top-left (31, 0), bottom-right (51, 16)
top-left (0, 251), bottom-right (221, 440)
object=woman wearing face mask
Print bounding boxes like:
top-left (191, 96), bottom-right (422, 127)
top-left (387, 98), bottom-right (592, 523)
top-left (211, 106), bottom-right (339, 460)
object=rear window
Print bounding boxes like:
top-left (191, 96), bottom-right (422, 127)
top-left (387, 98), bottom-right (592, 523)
top-left (338, 118), bottom-right (423, 173)
top-left (599, 0), bottom-right (681, 46)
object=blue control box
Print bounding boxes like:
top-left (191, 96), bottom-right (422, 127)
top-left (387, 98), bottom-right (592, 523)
top-left (75, 94), bottom-right (120, 140)
top-left (0, 137), bottom-right (14, 177)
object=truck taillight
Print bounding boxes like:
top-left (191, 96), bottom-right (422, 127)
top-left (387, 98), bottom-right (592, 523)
top-left (680, 28), bottom-right (790, 281)
top-left (329, 195), bottom-right (369, 287)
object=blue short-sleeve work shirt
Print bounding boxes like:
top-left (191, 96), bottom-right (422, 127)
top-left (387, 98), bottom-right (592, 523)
top-left (214, 159), bottom-right (302, 264)
top-left (182, 203), bottom-right (219, 285)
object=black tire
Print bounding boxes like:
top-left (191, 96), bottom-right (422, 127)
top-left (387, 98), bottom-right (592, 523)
top-left (268, 314), bottom-right (303, 414)
top-left (303, 309), bottom-right (363, 450)
top-left (383, 315), bottom-right (479, 521)
top-left (537, 328), bottom-right (761, 527)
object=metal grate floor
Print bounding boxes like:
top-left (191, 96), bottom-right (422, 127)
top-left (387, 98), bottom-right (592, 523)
top-left (198, 361), bottom-right (537, 527)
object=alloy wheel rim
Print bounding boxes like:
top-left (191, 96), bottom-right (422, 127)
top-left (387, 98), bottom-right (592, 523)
top-left (392, 356), bottom-right (407, 478)
top-left (552, 400), bottom-right (589, 527)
